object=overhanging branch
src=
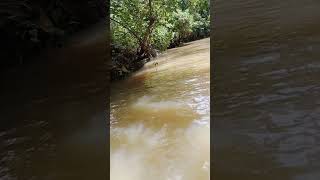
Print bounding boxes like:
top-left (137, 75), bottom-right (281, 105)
top-left (110, 17), bottom-right (142, 44)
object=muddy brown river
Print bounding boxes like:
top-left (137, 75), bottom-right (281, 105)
top-left (213, 0), bottom-right (320, 179)
top-left (2, 0), bottom-right (320, 179)
top-left (110, 38), bottom-right (210, 180)
top-left (0, 22), bottom-right (108, 180)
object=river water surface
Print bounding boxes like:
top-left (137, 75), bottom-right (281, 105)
top-left (110, 38), bottom-right (210, 180)
top-left (213, 0), bottom-right (320, 179)
top-left (0, 22), bottom-right (108, 180)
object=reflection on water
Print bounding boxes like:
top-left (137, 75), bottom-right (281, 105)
top-left (213, 0), bottom-right (320, 179)
top-left (111, 38), bottom-right (210, 180)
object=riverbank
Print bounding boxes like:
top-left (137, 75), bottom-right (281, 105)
top-left (110, 35), bottom-right (210, 81)
top-left (110, 0), bottom-right (209, 81)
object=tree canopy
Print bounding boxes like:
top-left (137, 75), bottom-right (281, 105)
top-left (111, 0), bottom-right (210, 56)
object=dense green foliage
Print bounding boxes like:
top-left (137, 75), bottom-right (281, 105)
top-left (111, 0), bottom-right (210, 56)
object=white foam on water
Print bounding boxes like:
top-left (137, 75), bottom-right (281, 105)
top-left (111, 124), bottom-right (167, 180)
top-left (131, 96), bottom-right (198, 119)
top-left (110, 123), bottom-right (210, 180)
top-left (133, 96), bottom-right (184, 111)
top-left (117, 96), bottom-right (200, 129)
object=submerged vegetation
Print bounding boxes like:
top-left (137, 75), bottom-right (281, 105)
top-left (111, 0), bottom-right (210, 80)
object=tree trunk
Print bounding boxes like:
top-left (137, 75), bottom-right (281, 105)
top-left (137, 0), bottom-right (156, 58)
